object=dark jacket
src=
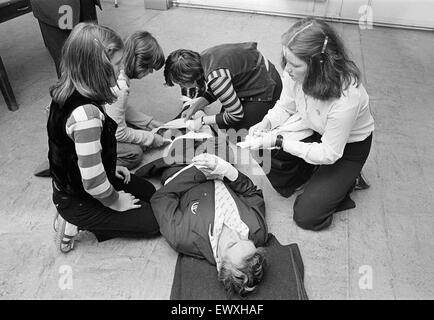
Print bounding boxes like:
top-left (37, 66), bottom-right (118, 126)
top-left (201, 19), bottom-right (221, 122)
top-left (30, 0), bottom-right (101, 28)
top-left (47, 90), bottom-right (117, 197)
top-left (150, 166), bottom-right (268, 265)
top-left (201, 42), bottom-right (277, 103)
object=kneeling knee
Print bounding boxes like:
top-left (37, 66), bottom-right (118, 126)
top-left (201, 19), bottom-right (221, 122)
top-left (293, 211), bottom-right (319, 231)
top-left (293, 197), bottom-right (331, 231)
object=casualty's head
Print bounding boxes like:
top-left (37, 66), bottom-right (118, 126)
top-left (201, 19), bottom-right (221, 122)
top-left (50, 22), bottom-right (124, 106)
top-left (123, 31), bottom-right (165, 79)
top-left (163, 49), bottom-right (206, 93)
top-left (218, 241), bottom-right (267, 298)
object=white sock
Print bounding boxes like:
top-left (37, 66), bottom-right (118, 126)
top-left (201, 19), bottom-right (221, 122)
top-left (64, 222), bottom-right (78, 237)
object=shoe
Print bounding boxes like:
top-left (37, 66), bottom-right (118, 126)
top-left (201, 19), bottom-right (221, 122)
top-left (55, 214), bottom-right (78, 254)
top-left (354, 172), bottom-right (370, 191)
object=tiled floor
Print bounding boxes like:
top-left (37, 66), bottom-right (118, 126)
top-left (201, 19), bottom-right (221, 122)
top-left (0, 0), bottom-right (433, 299)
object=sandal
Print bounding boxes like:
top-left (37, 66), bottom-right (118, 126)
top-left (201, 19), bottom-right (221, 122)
top-left (55, 215), bottom-right (78, 254)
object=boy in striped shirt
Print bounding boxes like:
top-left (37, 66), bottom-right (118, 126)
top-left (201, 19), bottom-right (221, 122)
top-left (164, 43), bottom-right (282, 132)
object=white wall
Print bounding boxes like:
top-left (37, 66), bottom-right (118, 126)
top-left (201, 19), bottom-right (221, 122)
top-left (173, 0), bottom-right (434, 29)
top-left (370, 0), bottom-right (434, 29)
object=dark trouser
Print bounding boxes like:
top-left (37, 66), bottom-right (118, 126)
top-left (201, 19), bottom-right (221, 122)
top-left (38, 21), bottom-right (70, 77)
top-left (53, 174), bottom-right (160, 242)
top-left (37, 0), bottom-right (98, 77)
top-left (218, 62), bottom-right (283, 131)
top-left (268, 133), bottom-right (373, 231)
top-left (267, 133), bottom-right (322, 197)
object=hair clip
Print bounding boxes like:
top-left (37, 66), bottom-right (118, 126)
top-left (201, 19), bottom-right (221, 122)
top-left (93, 38), bottom-right (107, 51)
top-left (321, 36), bottom-right (329, 54)
top-left (319, 36), bottom-right (329, 64)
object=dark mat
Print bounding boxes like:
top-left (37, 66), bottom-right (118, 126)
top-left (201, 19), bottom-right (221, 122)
top-left (170, 234), bottom-right (308, 300)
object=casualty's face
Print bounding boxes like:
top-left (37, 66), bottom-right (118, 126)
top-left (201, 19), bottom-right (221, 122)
top-left (221, 239), bottom-right (257, 267)
top-left (282, 46), bottom-right (308, 83)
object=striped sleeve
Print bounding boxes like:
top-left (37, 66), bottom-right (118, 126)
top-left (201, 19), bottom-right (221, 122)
top-left (207, 69), bottom-right (244, 126)
top-left (65, 104), bottom-right (119, 206)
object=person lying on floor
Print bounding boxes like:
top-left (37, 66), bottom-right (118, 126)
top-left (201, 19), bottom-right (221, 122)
top-left (150, 153), bottom-right (268, 298)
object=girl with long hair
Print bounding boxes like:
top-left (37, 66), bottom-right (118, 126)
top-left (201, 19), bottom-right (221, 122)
top-left (250, 18), bottom-right (374, 231)
top-left (48, 23), bottom-right (159, 252)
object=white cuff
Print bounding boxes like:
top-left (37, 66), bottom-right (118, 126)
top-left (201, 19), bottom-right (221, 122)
top-left (225, 165), bottom-right (239, 182)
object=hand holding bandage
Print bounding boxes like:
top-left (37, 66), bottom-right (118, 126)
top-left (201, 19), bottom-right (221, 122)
top-left (151, 134), bottom-right (172, 148)
top-left (192, 154), bottom-right (238, 181)
top-left (239, 113), bottom-right (313, 150)
top-left (186, 118), bottom-right (203, 132)
top-left (237, 132), bottom-right (278, 150)
top-left (186, 110), bottom-right (209, 131)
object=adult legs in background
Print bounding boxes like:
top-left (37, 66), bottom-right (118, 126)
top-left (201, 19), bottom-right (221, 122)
top-left (79, 0), bottom-right (98, 22)
top-left (54, 174), bottom-right (160, 242)
top-left (37, 0), bottom-right (98, 77)
top-left (116, 142), bottom-right (144, 169)
top-left (34, 1), bottom-right (98, 176)
top-left (37, 21), bottom-right (70, 77)
top-left (293, 134), bottom-right (373, 231)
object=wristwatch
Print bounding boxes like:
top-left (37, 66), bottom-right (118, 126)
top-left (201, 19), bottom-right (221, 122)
top-left (275, 134), bottom-right (284, 149)
top-left (200, 116), bottom-right (206, 126)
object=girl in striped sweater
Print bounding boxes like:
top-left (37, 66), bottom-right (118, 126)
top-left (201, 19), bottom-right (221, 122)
top-left (48, 23), bottom-right (160, 252)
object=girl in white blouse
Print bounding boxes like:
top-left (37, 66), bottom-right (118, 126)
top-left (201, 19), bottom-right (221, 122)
top-left (250, 18), bottom-right (374, 231)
